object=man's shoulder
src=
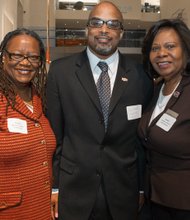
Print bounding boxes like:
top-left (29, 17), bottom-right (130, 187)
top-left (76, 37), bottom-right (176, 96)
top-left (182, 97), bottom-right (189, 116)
top-left (119, 53), bottom-right (141, 65)
top-left (118, 53), bottom-right (144, 74)
top-left (47, 50), bottom-right (88, 77)
top-left (51, 50), bottom-right (86, 66)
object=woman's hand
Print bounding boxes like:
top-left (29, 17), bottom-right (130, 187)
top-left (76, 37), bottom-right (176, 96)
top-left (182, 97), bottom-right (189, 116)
top-left (51, 192), bottom-right (58, 220)
top-left (138, 192), bottom-right (145, 212)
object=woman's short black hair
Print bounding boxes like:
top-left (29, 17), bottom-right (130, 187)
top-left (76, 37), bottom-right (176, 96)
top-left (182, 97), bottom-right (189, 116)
top-left (142, 19), bottom-right (190, 79)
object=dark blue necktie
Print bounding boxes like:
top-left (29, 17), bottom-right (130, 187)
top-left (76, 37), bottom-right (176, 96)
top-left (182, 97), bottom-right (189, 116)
top-left (97, 62), bottom-right (111, 130)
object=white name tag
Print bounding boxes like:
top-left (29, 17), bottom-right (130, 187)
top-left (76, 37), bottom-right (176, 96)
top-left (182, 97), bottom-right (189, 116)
top-left (156, 109), bottom-right (178, 132)
top-left (126, 105), bottom-right (142, 120)
top-left (7, 118), bottom-right (28, 134)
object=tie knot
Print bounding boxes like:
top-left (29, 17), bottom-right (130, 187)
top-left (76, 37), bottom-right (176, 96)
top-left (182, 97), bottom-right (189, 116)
top-left (98, 62), bottom-right (108, 72)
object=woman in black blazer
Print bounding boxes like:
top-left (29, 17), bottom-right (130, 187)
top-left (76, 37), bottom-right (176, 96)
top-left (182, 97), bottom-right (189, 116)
top-left (138, 19), bottom-right (190, 220)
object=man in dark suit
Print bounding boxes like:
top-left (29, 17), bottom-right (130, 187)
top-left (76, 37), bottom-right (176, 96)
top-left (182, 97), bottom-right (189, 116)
top-left (47, 1), bottom-right (153, 220)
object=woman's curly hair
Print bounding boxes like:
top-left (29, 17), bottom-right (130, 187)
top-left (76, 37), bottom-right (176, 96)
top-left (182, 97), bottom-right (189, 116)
top-left (0, 28), bottom-right (47, 113)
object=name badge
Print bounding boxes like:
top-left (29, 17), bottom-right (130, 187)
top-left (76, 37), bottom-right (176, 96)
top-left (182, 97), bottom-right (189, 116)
top-left (7, 118), bottom-right (28, 134)
top-left (156, 109), bottom-right (178, 132)
top-left (126, 104), bottom-right (142, 120)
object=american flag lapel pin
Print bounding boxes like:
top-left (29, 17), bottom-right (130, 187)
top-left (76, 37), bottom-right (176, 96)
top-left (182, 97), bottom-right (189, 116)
top-left (121, 77), bottom-right (128, 82)
top-left (173, 91), bottom-right (180, 98)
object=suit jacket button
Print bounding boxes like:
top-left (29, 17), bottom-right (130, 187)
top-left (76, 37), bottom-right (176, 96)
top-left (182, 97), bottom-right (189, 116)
top-left (100, 144), bottom-right (105, 150)
top-left (96, 170), bottom-right (101, 177)
top-left (35, 123), bottom-right (40, 127)
top-left (42, 161), bottom-right (48, 166)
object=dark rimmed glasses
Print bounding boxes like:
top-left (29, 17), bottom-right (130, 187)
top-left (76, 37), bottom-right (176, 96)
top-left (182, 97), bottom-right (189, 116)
top-left (87, 17), bottom-right (123, 30)
top-left (4, 49), bottom-right (41, 63)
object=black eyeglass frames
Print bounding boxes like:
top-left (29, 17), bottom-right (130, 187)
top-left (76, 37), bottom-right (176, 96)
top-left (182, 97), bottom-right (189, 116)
top-left (4, 49), bottom-right (41, 63)
top-left (87, 18), bottom-right (123, 30)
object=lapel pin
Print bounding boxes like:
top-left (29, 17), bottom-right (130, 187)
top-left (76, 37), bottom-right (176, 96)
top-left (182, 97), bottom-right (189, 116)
top-left (121, 77), bottom-right (128, 82)
top-left (173, 91), bottom-right (180, 98)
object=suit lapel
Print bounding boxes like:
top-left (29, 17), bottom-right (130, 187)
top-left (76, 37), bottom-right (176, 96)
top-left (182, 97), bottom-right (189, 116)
top-left (147, 77), bottom-right (189, 128)
top-left (109, 55), bottom-right (130, 115)
top-left (75, 51), bottom-right (102, 113)
top-left (74, 52), bottom-right (140, 119)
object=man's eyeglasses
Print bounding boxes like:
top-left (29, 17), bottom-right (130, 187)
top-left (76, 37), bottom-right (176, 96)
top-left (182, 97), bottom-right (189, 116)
top-left (87, 18), bottom-right (123, 30)
top-left (4, 49), bottom-right (41, 63)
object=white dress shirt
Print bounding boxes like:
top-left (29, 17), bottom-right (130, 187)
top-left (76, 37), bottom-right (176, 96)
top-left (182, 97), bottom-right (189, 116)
top-left (86, 47), bottom-right (119, 94)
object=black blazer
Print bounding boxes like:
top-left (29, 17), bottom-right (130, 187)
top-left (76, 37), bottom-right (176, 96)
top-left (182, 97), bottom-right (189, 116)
top-left (138, 75), bottom-right (190, 210)
top-left (46, 50), bottom-right (153, 220)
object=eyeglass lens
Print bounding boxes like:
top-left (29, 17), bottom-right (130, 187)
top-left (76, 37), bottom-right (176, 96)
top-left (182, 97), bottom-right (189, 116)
top-left (5, 49), bottom-right (40, 63)
top-left (88, 18), bottom-right (122, 30)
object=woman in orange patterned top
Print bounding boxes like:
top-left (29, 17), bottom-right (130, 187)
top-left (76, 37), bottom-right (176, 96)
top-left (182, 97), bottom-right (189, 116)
top-left (0, 28), bottom-right (56, 220)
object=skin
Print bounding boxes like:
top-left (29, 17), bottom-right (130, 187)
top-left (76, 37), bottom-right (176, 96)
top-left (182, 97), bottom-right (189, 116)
top-left (3, 35), bottom-right (41, 101)
top-left (150, 28), bottom-right (186, 95)
top-left (86, 1), bottom-right (124, 59)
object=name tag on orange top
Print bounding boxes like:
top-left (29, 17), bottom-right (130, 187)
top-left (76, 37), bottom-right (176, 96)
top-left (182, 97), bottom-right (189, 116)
top-left (7, 118), bottom-right (28, 134)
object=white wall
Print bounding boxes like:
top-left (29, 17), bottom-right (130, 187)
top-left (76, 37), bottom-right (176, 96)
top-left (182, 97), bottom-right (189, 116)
top-left (22, 0), bottom-right (55, 47)
top-left (160, 0), bottom-right (189, 27)
top-left (111, 0), bottom-right (142, 20)
top-left (0, 0), bottom-right (18, 42)
top-left (22, 0), bottom-right (55, 28)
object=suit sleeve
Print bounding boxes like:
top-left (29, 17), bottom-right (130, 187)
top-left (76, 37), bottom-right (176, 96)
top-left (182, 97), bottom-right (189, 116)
top-left (137, 64), bottom-right (154, 192)
top-left (136, 137), bottom-right (146, 191)
top-left (46, 61), bottom-right (64, 188)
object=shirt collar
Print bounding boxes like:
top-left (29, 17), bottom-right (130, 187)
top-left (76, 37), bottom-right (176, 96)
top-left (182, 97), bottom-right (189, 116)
top-left (87, 47), bottom-right (119, 72)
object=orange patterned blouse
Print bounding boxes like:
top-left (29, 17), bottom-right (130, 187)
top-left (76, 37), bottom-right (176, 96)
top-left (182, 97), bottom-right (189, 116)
top-left (0, 91), bottom-right (56, 220)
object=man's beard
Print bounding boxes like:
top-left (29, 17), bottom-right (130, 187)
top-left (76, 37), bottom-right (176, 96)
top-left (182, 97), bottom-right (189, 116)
top-left (95, 44), bottom-right (113, 56)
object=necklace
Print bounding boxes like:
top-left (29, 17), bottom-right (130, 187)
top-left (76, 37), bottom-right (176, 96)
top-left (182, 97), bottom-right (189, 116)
top-left (149, 81), bottom-right (180, 125)
top-left (24, 101), bottom-right (33, 113)
top-left (157, 91), bottom-right (172, 109)
top-left (157, 80), bottom-right (180, 109)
